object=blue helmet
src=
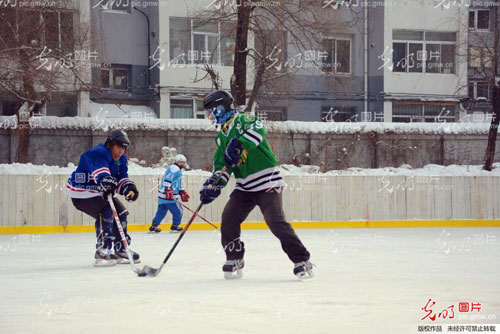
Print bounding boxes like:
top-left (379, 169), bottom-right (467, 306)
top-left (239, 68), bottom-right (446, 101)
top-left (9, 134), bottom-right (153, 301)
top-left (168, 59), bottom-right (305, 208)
top-left (203, 90), bottom-right (235, 125)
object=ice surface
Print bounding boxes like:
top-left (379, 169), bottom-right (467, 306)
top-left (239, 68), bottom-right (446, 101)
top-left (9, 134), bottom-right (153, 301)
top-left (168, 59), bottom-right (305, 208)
top-left (0, 228), bottom-right (499, 334)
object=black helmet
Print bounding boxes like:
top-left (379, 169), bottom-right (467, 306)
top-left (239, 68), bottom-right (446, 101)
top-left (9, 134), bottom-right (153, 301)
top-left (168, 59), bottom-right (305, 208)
top-left (105, 129), bottom-right (131, 148)
top-left (203, 90), bottom-right (234, 110)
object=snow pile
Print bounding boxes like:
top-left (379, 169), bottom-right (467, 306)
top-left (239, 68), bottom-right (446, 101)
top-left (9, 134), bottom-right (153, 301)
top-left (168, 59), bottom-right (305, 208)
top-left (26, 116), bottom-right (216, 132)
top-left (1, 162), bottom-right (500, 177)
top-left (0, 116), bottom-right (16, 129)
top-left (324, 163), bottom-right (500, 176)
top-left (0, 162), bottom-right (212, 177)
top-left (0, 115), bottom-right (493, 135)
top-left (266, 120), bottom-right (491, 135)
top-left (0, 163), bottom-right (76, 175)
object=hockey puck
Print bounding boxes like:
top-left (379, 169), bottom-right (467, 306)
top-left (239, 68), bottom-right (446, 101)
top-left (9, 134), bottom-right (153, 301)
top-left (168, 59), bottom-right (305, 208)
top-left (138, 272), bottom-right (147, 277)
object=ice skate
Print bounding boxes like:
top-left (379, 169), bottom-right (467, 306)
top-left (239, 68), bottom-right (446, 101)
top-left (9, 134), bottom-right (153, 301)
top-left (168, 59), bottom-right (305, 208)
top-left (115, 249), bottom-right (141, 264)
top-left (223, 259), bottom-right (244, 279)
top-left (94, 248), bottom-right (117, 267)
top-left (293, 261), bottom-right (315, 280)
top-left (149, 225), bottom-right (161, 234)
top-left (170, 225), bottom-right (183, 233)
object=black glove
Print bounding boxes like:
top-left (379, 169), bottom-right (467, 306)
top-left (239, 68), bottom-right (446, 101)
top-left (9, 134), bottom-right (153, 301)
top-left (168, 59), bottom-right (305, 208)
top-left (199, 177), bottom-right (222, 205)
top-left (100, 175), bottom-right (118, 195)
top-left (224, 138), bottom-right (243, 168)
top-left (122, 180), bottom-right (139, 202)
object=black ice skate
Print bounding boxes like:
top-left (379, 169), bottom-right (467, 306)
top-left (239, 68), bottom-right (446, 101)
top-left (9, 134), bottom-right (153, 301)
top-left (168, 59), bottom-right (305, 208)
top-left (94, 248), bottom-right (118, 267)
top-left (222, 259), bottom-right (244, 279)
top-left (293, 261), bottom-right (315, 280)
top-left (170, 225), bottom-right (183, 233)
top-left (115, 249), bottom-right (141, 264)
top-left (149, 225), bottom-right (161, 234)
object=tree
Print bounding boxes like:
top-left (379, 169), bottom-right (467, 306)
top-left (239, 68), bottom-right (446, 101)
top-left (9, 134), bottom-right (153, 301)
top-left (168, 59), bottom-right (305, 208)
top-left (0, 0), bottom-right (92, 162)
top-left (479, 1), bottom-right (500, 170)
top-left (192, 0), bottom-right (363, 112)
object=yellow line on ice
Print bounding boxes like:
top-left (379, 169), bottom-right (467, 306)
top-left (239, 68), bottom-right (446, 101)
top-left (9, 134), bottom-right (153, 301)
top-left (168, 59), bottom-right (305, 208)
top-left (0, 220), bottom-right (500, 234)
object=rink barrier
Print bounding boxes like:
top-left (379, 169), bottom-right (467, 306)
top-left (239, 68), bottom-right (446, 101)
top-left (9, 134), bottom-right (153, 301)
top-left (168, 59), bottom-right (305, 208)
top-left (1, 174), bottom-right (500, 234)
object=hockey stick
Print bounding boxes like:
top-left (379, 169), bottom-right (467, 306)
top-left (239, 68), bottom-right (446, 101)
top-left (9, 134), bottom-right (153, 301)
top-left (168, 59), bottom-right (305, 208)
top-left (107, 195), bottom-right (142, 274)
top-left (178, 201), bottom-right (219, 230)
top-left (138, 167), bottom-right (228, 277)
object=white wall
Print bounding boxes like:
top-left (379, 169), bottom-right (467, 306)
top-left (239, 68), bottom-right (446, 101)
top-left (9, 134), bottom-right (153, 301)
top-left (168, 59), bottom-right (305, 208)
top-left (1, 174), bottom-right (499, 228)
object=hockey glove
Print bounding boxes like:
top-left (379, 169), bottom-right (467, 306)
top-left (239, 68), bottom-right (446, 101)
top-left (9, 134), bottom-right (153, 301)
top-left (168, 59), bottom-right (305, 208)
top-left (179, 190), bottom-right (190, 202)
top-left (164, 188), bottom-right (174, 200)
top-left (199, 177), bottom-right (222, 205)
top-left (100, 175), bottom-right (118, 195)
top-left (122, 181), bottom-right (139, 202)
top-left (224, 138), bottom-right (243, 168)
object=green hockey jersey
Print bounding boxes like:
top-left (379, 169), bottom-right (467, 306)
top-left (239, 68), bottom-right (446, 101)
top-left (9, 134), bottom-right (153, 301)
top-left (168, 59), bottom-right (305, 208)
top-left (212, 113), bottom-right (285, 192)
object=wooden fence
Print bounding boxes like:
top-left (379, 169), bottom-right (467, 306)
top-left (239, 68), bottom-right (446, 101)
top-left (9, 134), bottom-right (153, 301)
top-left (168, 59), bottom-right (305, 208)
top-left (1, 174), bottom-right (500, 232)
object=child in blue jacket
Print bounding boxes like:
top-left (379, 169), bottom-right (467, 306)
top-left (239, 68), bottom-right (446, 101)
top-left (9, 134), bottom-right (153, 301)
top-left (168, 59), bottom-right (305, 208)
top-left (149, 154), bottom-right (190, 233)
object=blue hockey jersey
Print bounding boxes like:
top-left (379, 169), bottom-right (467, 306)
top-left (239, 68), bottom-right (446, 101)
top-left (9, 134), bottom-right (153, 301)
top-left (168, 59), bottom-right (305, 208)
top-left (65, 143), bottom-right (131, 199)
top-left (158, 163), bottom-right (184, 204)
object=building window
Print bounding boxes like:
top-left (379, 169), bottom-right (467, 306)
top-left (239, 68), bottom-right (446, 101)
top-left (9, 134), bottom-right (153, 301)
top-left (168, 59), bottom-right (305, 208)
top-left (95, 0), bottom-right (130, 12)
top-left (321, 38), bottom-right (351, 74)
top-left (469, 82), bottom-right (492, 101)
top-left (469, 9), bottom-right (490, 30)
top-left (101, 67), bottom-right (128, 90)
top-left (255, 107), bottom-right (287, 121)
top-left (170, 98), bottom-right (208, 119)
top-left (469, 47), bottom-right (493, 69)
top-left (194, 99), bottom-right (206, 119)
top-left (192, 20), bottom-right (219, 65)
top-left (321, 106), bottom-right (357, 122)
top-left (169, 17), bottom-right (235, 67)
top-left (5, 8), bottom-right (75, 53)
top-left (393, 30), bottom-right (456, 74)
top-left (392, 101), bottom-right (457, 123)
top-left (171, 99), bottom-right (194, 118)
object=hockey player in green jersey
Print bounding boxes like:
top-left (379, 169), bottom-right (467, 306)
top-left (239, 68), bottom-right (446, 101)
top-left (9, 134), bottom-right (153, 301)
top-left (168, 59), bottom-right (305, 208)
top-left (199, 90), bottom-right (314, 280)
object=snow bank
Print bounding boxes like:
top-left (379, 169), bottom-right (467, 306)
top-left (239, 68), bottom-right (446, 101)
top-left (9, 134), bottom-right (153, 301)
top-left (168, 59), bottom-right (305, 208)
top-left (1, 162), bottom-right (500, 177)
top-left (280, 163), bottom-right (500, 176)
top-left (266, 120), bottom-right (491, 135)
top-left (0, 115), bottom-right (493, 135)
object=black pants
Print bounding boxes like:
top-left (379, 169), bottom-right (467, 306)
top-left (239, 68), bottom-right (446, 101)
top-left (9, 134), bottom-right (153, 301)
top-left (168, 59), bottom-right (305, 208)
top-left (72, 196), bottom-right (130, 251)
top-left (221, 189), bottom-right (310, 263)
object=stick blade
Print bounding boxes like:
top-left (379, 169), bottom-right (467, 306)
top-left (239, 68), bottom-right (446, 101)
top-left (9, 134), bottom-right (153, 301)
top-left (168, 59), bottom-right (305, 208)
top-left (138, 265), bottom-right (160, 277)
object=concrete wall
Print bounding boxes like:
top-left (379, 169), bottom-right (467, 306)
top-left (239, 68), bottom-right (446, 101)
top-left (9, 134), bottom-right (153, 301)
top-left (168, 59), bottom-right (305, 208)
top-left (1, 174), bottom-right (499, 228)
top-left (1, 126), bottom-right (500, 170)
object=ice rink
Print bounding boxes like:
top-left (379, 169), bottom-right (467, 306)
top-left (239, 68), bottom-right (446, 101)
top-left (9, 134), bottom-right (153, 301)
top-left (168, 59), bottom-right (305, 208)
top-left (1, 227), bottom-right (499, 334)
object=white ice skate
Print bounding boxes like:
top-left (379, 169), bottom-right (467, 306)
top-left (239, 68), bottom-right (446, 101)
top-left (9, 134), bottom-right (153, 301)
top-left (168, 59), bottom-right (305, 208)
top-left (223, 259), bottom-right (244, 279)
top-left (293, 261), bottom-right (315, 280)
top-left (94, 248), bottom-right (117, 267)
top-left (115, 249), bottom-right (141, 264)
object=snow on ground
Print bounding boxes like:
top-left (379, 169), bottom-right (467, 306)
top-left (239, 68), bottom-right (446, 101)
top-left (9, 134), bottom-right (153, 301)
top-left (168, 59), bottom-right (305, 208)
top-left (0, 228), bottom-right (499, 334)
top-left (2, 162), bottom-right (500, 177)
